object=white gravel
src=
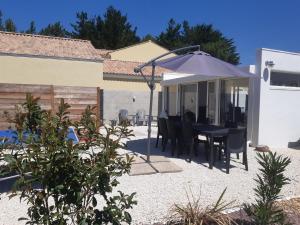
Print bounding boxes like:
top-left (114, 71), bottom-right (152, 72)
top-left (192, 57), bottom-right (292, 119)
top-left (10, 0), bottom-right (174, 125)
top-left (1, 126), bottom-right (300, 225)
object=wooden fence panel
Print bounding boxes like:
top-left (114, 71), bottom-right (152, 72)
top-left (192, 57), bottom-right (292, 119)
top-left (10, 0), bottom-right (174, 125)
top-left (0, 83), bottom-right (100, 129)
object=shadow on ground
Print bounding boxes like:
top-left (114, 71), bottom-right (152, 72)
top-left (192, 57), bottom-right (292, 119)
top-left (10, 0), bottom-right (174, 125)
top-left (125, 137), bottom-right (242, 173)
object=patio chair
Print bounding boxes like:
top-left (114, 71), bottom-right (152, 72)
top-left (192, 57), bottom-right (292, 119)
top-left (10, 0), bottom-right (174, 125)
top-left (225, 128), bottom-right (248, 174)
top-left (136, 109), bottom-right (146, 126)
top-left (214, 120), bottom-right (238, 160)
top-left (181, 121), bottom-right (198, 162)
top-left (197, 106), bottom-right (209, 124)
top-left (118, 109), bottom-right (129, 125)
top-left (156, 118), bottom-right (168, 150)
top-left (166, 118), bottom-right (180, 156)
top-left (168, 115), bottom-right (181, 122)
top-left (184, 111), bottom-right (196, 123)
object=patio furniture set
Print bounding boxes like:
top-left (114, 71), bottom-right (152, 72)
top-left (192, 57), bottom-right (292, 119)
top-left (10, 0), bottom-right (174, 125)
top-left (156, 111), bottom-right (248, 174)
top-left (116, 109), bottom-right (157, 126)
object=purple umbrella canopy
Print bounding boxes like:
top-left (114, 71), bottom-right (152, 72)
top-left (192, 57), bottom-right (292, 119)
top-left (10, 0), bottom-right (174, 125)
top-left (155, 51), bottom-right (256, 78)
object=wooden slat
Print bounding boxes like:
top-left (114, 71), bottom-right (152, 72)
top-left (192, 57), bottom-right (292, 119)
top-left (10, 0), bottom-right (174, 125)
top-left (0, 83), bottom-right (51, 93)
top-left (54, 99), bottom-right (97, 105)
top-left (0, 83), bottom-right (101, 126)
top-left (0, 92), bottom-right (52, 100)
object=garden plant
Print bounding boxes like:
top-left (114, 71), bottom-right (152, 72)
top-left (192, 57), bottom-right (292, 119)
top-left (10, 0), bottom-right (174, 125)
top-left (0, 93), bottom-right (136, 225)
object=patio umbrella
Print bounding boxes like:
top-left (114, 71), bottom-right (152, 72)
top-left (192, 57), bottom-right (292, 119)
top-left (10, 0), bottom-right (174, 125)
top-left (134, 47), bottom-right (256, 163)
top-left (155, 50), bottom-right (255, 78)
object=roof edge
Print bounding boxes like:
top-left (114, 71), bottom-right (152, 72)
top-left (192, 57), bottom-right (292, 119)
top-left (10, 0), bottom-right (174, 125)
top-left (109, 40), bottom-right (176, 55)
top-left (259, 48), bottom-right (300, 56)
top-left (0, 52), bottom-right (103, 63)
top-left (103, 73), bottom-right (162, 81)
top-left (0, 31), bottom-right (91, 43)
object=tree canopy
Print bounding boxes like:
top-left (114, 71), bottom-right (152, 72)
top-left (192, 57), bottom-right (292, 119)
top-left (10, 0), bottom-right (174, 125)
top-left (39, 22), bottom-right (69, 37)
top-left (0, 11), bottom-right (17, 32)
top-left (156, 19), bottom-right (240, 64)
top-left (25, 21), bottom-right (36, 34)
top-left (0, 7), bottom-right (240, 64)
top-left (71, 6), bottom-right (140, 49)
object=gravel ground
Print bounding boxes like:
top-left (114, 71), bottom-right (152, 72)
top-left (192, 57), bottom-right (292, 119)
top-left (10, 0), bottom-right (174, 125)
top-left (1, 126), bottom-right (300, 225)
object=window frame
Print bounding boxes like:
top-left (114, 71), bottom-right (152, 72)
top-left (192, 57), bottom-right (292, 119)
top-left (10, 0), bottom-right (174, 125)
top-left (270, 70), bottom-right (300, 90)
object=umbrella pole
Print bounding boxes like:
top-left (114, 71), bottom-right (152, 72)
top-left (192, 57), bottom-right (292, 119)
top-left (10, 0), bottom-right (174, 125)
top-left (146, 64), bottom-right (156, 162)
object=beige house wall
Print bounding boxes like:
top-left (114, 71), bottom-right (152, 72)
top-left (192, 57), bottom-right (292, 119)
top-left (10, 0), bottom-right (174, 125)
top-left (0, 55), bottom-right (103, 87)
top-left (110, 41), bottom-right (176, 62)
top-left (102, 78), bottom-right (161, 91)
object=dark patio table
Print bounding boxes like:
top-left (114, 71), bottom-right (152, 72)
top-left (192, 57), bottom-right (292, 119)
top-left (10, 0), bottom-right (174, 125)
top-left (193, 124), bottom-right (229, 169)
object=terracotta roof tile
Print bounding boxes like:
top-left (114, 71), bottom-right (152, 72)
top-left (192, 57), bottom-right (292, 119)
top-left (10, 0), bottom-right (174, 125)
top-left (0, 31), bottom-right (102, 61)
top-left (95, 49), bottom-right (112, 59)
top-left (103, 59), bottom-right (169, 77)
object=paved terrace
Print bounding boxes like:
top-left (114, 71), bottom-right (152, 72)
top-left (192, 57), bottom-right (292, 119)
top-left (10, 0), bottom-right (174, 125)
top-left (0, 126), bottom-right (300, 225)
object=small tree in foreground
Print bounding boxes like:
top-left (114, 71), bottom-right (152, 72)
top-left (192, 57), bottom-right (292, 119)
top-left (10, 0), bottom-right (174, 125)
top-left (244, 152), bottom-right (291, 225)
top-left (1, 94), bottom-right (136, 225)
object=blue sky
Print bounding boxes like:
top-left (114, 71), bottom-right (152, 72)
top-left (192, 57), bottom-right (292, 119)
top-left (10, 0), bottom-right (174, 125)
top-left (0, 0), bottom-right (300, 65)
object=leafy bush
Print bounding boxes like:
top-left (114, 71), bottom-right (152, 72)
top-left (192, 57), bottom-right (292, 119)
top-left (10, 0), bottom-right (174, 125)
top-left (244, 152), bottom-right (291, 225)
top-left (168, 188), bottom-right (235, 225)
top-left (0, 94), bottom-right (136, 225)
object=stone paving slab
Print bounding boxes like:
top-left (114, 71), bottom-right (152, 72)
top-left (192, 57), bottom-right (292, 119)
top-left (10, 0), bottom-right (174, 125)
top-left (129, 155), bottom-right (156, 176)
top-left (131, 155), bottom-right (146, 164)
top-left (150, 161), bottom-right (183, 173)
top-left (140, 155), bottom-right (170, 163)
top-left (129, 155), bottom-right (182, 175)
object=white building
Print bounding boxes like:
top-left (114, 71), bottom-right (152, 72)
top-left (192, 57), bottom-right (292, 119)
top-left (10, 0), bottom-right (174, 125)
top-left (161, 48), bottom-right (300, 148)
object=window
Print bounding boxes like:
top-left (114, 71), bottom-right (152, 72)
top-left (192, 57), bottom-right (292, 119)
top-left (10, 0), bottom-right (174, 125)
top-left (270, 71), bottom-right (300, 87)
top-left (180, 84), bottom-right (197, 116)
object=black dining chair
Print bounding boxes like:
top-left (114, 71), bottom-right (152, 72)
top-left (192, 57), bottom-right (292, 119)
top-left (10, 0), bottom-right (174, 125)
top-left (156, 118), bottom-right (168, 150)
top-left (166, 118), bottom-right (180, 156)
top-left (225, 128), bottom-right (248, 174)
top-left (197, 106), bottom-right (209, 125)
top-left (181, 121), bottom-right (198, 162)
top-left (214, 120), bottom-right (238, 160)
top-left (184, 111), bottom-right (196, 123)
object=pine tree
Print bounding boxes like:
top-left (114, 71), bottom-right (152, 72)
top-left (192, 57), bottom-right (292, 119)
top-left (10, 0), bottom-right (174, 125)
top-left (26, 21), bottom-right (36, 34)
top-left (39, 22), bottom-right (69, 37)
top-left (4, 18), bottom-right (16, 32)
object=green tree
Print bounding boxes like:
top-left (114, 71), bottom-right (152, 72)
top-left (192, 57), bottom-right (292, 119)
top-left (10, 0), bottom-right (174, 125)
top-left (71, 6), bottom-right (140, 49)
top-left (156, 19), bottom-right (240, 64)
top-left (244, 152), bottom-right (291, 225)
top-left (4, 18), bottom-right (16, 32)
top-left (71, 12), bottom-right (97, 43)
top-left (1, 94), bottom-right (136, 224)
top-left (25, 21), bottom-right (36, 34)
top-left (39, 22), bottom-right (69, 37)
top-left (142, 34), bottom-right (156, 42)
top-left (156, 19), bottom-right (183, 50)
top-left (0, 10), bottom-right (4, 31)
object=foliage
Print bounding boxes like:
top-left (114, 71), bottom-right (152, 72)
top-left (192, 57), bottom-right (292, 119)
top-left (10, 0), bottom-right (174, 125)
top-left (25, 21), bottom-right (36, 34)
top-left (0, 10), bottom-right (4, 31)
top-left (71, 6), bottom-right (140, 49)
top-left (0, 8), bottom-right (240, 64)
top-left (39, 22), bottom-right (69, 37)
top-left (157, 19), bottom-right (240, 64)
top-left (243, 152), bottom-right (291, 225)
top-left (169, 188), bottom-right (235, 225)
top-left (1, 94), bottom-right (136, 225)
top-left (0, 11), bottom-right (17, 32)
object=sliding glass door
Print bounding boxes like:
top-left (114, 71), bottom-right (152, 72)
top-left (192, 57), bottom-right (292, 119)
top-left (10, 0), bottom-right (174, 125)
top-left (180, 84), bottom-right (197, 116)
top-left (220, 79), bottom-right (249, 127)
top-left (207, 81), bottom-right (217, 124)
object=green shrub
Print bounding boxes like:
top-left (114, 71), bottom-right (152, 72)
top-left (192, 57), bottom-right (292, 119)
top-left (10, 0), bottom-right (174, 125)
top-left (0, 94), bottom-right (136, 225)
top-left (169, 188), bottom-right (235, 225)
top-left (244, 152), bottom-right (291, 225)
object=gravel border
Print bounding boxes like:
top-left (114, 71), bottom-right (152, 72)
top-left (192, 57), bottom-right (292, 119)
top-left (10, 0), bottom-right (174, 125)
top-left (1, 126), bottom-right (300, 225)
